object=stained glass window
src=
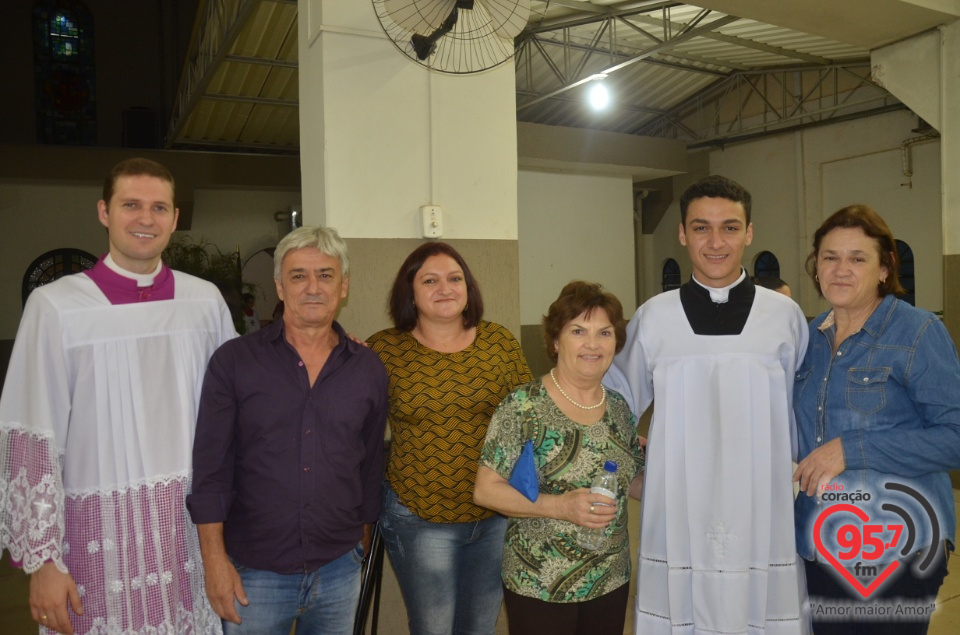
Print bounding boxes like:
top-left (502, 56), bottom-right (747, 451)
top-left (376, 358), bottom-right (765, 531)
top-left (50, 11), bottom-right (81, 57)
top-left (33, 1), bottom-right (96, 145)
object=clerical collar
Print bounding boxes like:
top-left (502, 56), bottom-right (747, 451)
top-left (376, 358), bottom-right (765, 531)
top-left (692, 269), bottom-right (746, 303)
top-left (103, 253), bottom-right (162, 287)
top-left (85, 254), bottom-right (175, 305)
top-left (679, 273), bottom-right (755, 336)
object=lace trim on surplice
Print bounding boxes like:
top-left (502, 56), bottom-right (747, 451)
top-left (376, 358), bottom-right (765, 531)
top-left (2, 423), bottom-right (222, 634)
top-left (0, 423), bottom-right (67, 573)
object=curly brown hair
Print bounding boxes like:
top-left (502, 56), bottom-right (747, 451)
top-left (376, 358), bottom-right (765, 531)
top-left (542, 281), bottom-right (627, 364)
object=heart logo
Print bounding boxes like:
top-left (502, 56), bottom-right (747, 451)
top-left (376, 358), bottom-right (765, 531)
top-left (813, 503), bottom-right (899, 598)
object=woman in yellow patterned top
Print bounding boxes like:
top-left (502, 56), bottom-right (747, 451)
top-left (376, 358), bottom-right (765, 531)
top-left (367, 242), bottom-right (532, 635)
top-left (474, 281), bottom-right (644, 635)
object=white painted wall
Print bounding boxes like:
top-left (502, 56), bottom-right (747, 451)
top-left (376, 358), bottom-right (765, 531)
top-left (709, 133), bottom-right (806, 299)
top-left (518, 170), bottom-right (636, 321)
top-left (641, 109), bottom-right (943, 318)
top-left (801, 111), bottom-right (942, 314)
top-left (641, 135), bottom-right (806, 312)
top-left (299, 0), bottom-right (519, 240)
top-left (821, 141), bottom-right (942, 311)
top-left (871, 22), bottom-right (960, 256)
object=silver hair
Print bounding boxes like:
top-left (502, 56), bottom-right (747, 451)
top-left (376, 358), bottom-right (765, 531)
top-left (273, 226), bottom-right (350, 280)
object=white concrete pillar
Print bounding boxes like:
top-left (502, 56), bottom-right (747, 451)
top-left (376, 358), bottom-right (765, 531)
top-left (941, 21), bottom-right (960, 255)
top-left (296, 0), bottom-right (523, 343)
top-left (295, 5), bottom-right (523, 628)
top-left (872, 22), bottom-right (960, 340)
top-left (939, 21), bottom-right (960, 342)
top-left (297, 0), bottom-right (518, 240)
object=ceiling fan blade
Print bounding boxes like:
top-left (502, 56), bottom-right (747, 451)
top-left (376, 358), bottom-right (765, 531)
top-left (480, 0), bottom-right (530, 41)
top-left (383, 0), bottom-right (457, 34)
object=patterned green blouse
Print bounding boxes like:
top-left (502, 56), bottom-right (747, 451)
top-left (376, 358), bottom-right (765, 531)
top-left (480, 378), bottom-right (644, 603)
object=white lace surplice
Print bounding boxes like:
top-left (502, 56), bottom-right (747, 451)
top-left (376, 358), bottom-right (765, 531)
top-left (0, 272), bottom-right (234, 635)
top-left (606, 289), bottom-right (811, 635)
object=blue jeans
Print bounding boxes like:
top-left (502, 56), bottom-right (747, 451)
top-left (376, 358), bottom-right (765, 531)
top-left (381, 484), bottom-right (508, 635)
top-left (223, 544), bottom-right (363, 635)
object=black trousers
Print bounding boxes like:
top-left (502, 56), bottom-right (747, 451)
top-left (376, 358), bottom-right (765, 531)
top-left (804, 544), bottom-right (949, 635)
top-left (502, 582), bottom-right (630, 635)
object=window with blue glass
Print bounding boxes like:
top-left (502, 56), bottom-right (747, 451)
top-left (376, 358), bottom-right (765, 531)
top-left (33, 1), bottom-right (96, 145)
top-left (753, 251), bottom-right (781, 279)
top-left (896, 239), bottom-right (915, 306)
top-left (662, 258), bottom-right (681, 292)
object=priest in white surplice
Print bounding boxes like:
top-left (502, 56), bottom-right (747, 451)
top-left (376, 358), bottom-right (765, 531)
top-left (605, 175), bottom-right (811, 635)
top-left (0, 159), bottom-right (234, 635)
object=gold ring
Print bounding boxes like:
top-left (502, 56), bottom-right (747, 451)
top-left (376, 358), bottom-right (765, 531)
top-left (589, 505), bottom-right (595, 514)
top-left (40, 615), bottom-right (48, 621)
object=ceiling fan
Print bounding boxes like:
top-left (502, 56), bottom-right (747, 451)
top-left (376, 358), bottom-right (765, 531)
top-left (373, 0), bottom-right (531, 74)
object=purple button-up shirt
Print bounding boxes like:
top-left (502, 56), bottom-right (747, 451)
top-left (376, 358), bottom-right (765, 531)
top-left (187, 319), bottom-right (388, 574)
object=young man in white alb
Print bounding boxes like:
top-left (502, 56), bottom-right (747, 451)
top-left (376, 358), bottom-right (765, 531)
top-left (605, 175), bottom-right (811, 635)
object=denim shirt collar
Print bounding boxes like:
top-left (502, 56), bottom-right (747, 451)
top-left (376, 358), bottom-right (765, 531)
top-left (818, 293), bottom-right (896, 342)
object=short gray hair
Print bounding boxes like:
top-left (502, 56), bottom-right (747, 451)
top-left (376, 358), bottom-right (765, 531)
top-left (274, 226), bottom-right (350, 280)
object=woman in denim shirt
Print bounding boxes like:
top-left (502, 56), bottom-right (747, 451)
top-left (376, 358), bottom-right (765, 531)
top-left (793, 204), bottom-right (960, 635)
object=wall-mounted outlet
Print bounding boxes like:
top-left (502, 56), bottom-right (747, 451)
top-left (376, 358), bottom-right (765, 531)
top-left (420, 205), bottom-right (443, 238)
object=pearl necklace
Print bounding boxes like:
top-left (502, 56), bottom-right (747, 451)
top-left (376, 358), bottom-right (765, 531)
top-left (549, 369), bottom-right (606, 410)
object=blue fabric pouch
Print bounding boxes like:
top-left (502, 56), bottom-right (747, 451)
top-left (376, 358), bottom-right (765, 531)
top-left (508, 440), bottom-right (539, 502)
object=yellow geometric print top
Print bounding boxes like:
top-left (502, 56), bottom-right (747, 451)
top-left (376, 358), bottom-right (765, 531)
top-left (367, 321), bottom-right (533, 523)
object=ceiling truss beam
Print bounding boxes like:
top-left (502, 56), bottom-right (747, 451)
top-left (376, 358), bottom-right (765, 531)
top-left (516, 89), bottom-right (668, 116)
top-left (685, 103), bottom-right (908, 149)
top-left (527, 1), bottom-right (681, 33)
top-left (526, 34), bottom-right (730, 77)
top-left (224, 54), bottom-right (298, 68)
top-left (204, 93), bottom-right (298, 107)
top-left (174, 137), bottom-right (299, 154)
top-left (638, 63), bottom-right (899, 143)
top-left (517, 12), bottom-right (740, 112)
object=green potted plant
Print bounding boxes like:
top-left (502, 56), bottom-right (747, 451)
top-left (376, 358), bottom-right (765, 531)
top-left (163, 236), bottom-right (246, 333)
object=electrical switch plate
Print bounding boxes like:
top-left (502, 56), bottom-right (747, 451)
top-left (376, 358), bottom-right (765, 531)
top-left (420, 205), bottom-right (443, 238)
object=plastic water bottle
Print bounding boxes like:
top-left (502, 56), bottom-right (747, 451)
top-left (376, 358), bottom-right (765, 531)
top-left (579, 460), bottom-right (618, 551)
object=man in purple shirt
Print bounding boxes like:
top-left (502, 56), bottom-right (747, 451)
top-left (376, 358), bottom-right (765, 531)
top-left (187, 226), bottom-right (388, 634)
